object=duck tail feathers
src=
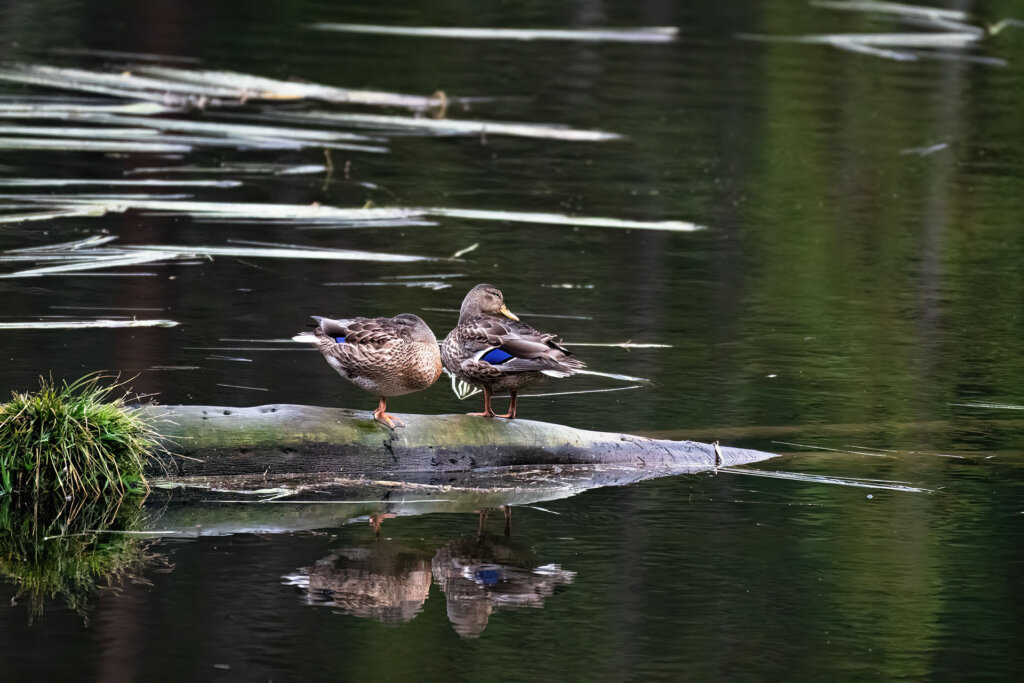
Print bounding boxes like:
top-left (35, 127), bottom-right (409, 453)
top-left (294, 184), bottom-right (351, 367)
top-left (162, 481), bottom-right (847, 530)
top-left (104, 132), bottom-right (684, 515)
top-left (541, 356), bottom-right (585, 377)
top-left (311, 316), bottom-right (353, 337)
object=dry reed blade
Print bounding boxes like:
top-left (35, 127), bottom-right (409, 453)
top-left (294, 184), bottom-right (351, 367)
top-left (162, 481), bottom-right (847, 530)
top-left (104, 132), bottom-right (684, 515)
top-left (307, 23), bottom-right (679, 43)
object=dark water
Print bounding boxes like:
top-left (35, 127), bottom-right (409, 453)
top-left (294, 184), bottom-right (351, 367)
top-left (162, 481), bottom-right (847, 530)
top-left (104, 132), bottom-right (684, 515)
top-left (2, 0), bottom-right (1024, 680)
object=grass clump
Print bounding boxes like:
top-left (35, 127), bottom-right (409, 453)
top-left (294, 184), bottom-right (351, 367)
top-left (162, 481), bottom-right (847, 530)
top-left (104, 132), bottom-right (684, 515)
top-left (0, 374), bottom-right (159, 498)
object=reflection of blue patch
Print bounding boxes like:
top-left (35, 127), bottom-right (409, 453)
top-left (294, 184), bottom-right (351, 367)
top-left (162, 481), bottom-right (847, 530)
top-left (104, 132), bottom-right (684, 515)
top-left (481, 348), bottom-right (513, 364)
top-left (334, 336), bottom-right (346, 344)
top-left (475, 568), bottom-right (501, 585)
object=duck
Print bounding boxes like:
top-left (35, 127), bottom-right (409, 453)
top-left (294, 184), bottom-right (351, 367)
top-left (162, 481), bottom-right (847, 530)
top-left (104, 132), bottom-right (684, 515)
top-left (301, 313), bottom-right (442, 428)
top-left (441, 284), bottom-right (583, 418)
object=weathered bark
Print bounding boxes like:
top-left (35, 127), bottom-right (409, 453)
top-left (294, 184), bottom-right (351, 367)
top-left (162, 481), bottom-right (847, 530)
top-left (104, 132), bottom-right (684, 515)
top-left (143, 403), bottom-right (776, 479)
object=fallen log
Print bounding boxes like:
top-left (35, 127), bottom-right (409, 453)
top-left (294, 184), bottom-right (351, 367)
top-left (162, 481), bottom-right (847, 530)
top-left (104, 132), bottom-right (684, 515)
top-left (145, 403), bottom-right (777, 479)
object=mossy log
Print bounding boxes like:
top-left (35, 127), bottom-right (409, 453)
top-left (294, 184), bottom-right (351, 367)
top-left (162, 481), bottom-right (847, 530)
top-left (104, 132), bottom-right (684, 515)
top-left (144, 404), bottom-right (776, 479)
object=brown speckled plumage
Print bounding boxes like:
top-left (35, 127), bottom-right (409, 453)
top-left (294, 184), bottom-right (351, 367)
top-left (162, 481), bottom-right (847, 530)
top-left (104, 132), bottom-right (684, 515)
top-left (442, 284), bottom-right (583, 418)
top-left (304, 313), bottom-right (442, 428)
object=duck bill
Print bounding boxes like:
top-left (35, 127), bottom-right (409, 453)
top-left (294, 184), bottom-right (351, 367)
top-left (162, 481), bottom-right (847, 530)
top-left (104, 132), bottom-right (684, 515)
top-left (499, 304), bottom-right (520, 321)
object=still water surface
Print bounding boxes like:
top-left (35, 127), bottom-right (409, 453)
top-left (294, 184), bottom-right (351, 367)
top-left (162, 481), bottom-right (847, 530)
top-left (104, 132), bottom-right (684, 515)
top-left (1, 0), bottom-right (1023, 680)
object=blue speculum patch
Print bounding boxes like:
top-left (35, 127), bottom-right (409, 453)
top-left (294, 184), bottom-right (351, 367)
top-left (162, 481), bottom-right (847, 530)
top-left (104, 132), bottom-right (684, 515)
top-left (335, 336), bottom-right (346, 343)
top-left (475, 568), bottom-right (501, 585)
top-left (481, 348), bottom-right (514, 364)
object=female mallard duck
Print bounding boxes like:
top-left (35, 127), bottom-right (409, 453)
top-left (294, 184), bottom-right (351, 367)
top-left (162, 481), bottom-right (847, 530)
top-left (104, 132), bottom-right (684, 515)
top-left (302, 313), bottom-right (442, 428)
top-left (442, 284), bottom-right (583, 418)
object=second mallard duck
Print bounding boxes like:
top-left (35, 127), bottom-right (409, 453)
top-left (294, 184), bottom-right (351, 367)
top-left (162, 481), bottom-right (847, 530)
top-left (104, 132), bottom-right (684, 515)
top-left (442, 284), bottom-right (584, 418)
top-left (303, 313), bottom-right (442, 428)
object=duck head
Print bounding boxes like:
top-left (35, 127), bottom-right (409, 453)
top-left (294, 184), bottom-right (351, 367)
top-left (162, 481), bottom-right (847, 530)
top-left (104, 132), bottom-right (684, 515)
top-left (458, 284), bottom-right (519, 322)
top-left (392, 313), bottom-right (439, 344)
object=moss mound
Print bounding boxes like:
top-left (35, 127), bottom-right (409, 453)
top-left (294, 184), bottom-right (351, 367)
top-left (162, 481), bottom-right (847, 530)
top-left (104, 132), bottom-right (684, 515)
top-left (0, 374), bottom-right (158, 498)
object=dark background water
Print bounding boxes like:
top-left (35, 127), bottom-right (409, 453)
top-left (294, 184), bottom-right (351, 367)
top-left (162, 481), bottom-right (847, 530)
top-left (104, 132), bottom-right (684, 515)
top-left (1, 0), bottom-right (1023, 680)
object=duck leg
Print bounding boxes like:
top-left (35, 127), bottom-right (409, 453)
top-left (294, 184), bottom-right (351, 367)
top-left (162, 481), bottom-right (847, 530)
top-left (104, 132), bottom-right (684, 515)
top-left (369, 512), bottom-right (396, 536)
top-left (496, 391), bottom-right (518, 419)
top-left (467, 387), bottom-right (497, 417)
top-left (373, 397), bottom-right (404, 428)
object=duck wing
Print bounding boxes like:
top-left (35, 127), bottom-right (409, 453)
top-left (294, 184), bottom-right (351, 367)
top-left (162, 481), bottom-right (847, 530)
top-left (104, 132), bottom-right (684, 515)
top-left (459, 318), bottom-right (583, 377)
top-left (313, 315), bottom-right (400, 345)
top-left (312, 316), bottom-right (402, 373)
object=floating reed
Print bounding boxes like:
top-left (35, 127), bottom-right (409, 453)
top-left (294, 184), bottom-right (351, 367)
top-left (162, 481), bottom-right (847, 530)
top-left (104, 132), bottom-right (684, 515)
top-left (0, 320), bottom-right (179, 329)
top-left (0, 195), bottom-right (704, 232)
top-left (308, 23), bottom-right (679, 43)
top-left (255, 109), bottom-right (623, 142)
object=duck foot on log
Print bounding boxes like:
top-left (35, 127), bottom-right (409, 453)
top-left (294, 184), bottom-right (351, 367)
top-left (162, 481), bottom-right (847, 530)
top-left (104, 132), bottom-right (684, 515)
top-left (373, 397), bottom-right (404, 429)
top-left (467, 387), bottom-right (497, 418)
top-left (496, 391), bottom-right (518, 419)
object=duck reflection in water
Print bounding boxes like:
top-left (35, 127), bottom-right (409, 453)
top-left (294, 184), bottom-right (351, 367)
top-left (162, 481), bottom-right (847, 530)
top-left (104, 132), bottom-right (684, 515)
top-left (431, 531), bottom-right (575, 638)
top-left (284, 510), bottom-right (574, 637)
top-left (294, 544), bottom-right (432, 624)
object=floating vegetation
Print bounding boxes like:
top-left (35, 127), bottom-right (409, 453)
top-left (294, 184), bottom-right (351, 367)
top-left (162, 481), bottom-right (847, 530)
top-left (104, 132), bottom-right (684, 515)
top-left (521, 385), bottom-right (642, 399)
top-left (772, 440), bottom-right (886, 457)
top-left (124, 162), bottom-right (327, 176)
top-left (900, 142), bottom-right (949, 156)
top-left (452, 243), bottom-right (479, 258)
top-left (216, 384), bottom-right (268, 392)
top-left (422, 207), bottom-right (702, 232)
top-left (50, 46), bottom-right (202, 64)
top-left (0, 374), bottom-right (159, 498)
top-left (0, 234), bottom-right (437, 277)
top-left (0, 178), bottom-right (241, 188)
top-left (0, 195), bottom-right (702, 232)
top-left (0, 137), bottom-right (191, 153)
top-left (130, 65), bottom-right (448, 109)
top-left (255, 109), bottom-right (622, 142)
top-left (0, 124), bottom-right (161, 138)
top-left (0, 121), bottom-right (387, 154)
top-left (810, 1), bottom-right (966, 21)
top-left (308, 23), bottom-right (679, 43)
top-left (0, 246), bottom-right (197, 278)
top-left (0, 65), bottom-right (623, 146)
top-left (0, 100), bottom-right (170, 117)
top-left (78, 113), bottom-right (389, 151)
top-left (125, 242), bottom-right (435, 263)
top-left (0, 206), bottom-right (106, 224)
top-left (720, 467), bottom-right (930, 493)
top-left (322, 273), bottom-right (466, 287)
top-left (949, 402), bottom-right (1024, 411)
top-left (0, 319), bottom-right (179, 329)
top-left (325, 280), bottom-right (458, 290)
top-left (0, 63), bottom-right (445, 110)
top-left (738, 0), bottom-right (1019, 63)
top-left (576, 369), bottom-right (652, 383)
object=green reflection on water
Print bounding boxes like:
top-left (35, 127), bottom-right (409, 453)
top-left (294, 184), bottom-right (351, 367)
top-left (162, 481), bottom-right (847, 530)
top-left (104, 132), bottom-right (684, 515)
top-left (0, 494), bottom-right (163, 622)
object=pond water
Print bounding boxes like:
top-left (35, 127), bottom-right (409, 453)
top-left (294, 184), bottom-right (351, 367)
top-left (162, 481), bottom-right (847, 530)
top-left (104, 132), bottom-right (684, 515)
top-left (2, 0), bottom-right (1023, 680)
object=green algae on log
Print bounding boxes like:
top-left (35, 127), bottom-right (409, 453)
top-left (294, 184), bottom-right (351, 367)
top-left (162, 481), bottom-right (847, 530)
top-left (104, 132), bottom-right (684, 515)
top-left (143, 404), bottom-right (777, 478)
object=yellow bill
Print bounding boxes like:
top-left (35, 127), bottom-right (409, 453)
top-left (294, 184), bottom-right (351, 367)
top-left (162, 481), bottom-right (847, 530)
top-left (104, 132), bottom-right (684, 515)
top-left (499, 304), bottom-right (520, 321)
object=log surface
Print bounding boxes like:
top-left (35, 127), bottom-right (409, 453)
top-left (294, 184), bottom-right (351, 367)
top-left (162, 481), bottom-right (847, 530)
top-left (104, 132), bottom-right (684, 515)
top-left (144, 404), bottom-right (777, 478)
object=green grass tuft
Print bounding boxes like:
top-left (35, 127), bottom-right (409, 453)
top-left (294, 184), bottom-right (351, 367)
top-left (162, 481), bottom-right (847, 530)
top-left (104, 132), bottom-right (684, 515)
top-left (0, 374), bottom-right (159, 499)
